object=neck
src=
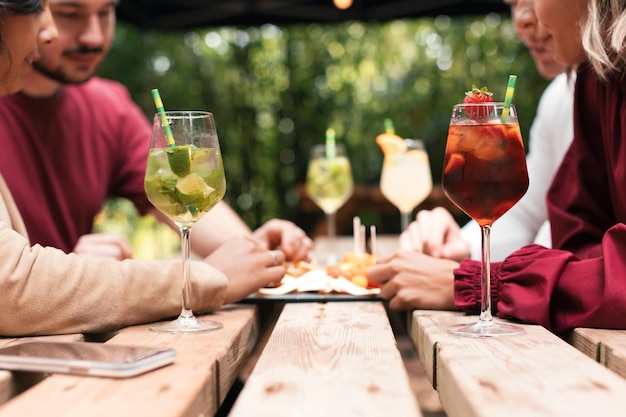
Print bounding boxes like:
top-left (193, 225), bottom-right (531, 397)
top-left (21, 67), bottom-right (63, 98)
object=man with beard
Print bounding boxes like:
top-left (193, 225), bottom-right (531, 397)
top-left (0, 0), bottom-right (313, 262)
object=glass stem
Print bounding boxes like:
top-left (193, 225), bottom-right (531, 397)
top-left (179, 225), bottom-right (194, 320)
top-left (479, 225), bottom-right (493, 323)
top-left (327, 211), bottom-right (336, 238)
top-left (400, 211), bottom-right (410, 232)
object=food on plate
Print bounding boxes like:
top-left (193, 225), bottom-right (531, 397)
top-left (325, 252), bottom-right (380, 289)
top-left (258, 252), bottom-right (380, 296)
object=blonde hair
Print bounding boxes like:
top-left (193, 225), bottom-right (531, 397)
top-left (582, 0), bottom-right (626, 78)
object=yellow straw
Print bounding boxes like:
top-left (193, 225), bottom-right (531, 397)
top-left (325, 128), bottom-right (336, 158)
top-left (151, 88), bottom-right (175, 147)
top-left (501, 75), bottom-right (517, 122)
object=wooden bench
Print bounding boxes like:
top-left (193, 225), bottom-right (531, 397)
top-left (0, 305), bottom-right (258, 416)
top-left (229, 301), bottom-right (423, 417)
top-left (410, 311), bottom-right (626, 416)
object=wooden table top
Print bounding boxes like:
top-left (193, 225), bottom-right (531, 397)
top-left (230, 301), bottom-right (422, 417)
top-left (570, 327), bottom-right (626, 378)
top-left (410, 311), bottom-right (626, 417)
top-left (0, 305), bottom-right (258, 417)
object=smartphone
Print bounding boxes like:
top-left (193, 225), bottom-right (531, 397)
top-left (0, 341), bottom-right (176, 378)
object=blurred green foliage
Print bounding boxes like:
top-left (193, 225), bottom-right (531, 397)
top-left (96, 13), bottom-right (547, 254)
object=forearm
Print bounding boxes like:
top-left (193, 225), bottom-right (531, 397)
top-left (189, 201), bottom-right (252, 257)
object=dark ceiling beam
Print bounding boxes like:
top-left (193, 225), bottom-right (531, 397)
top-left (116, 0), bottom-right (509, 30)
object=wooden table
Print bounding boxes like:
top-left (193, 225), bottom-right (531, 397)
top-left (569, 327), bottom-right (626, 378)
top-left (0, 333), bottom-right (86, 406)
top-left (0, 305), bottom-right (258, 417)
top-left (410, 311), bottom-right (626, 417)
top-left (229, 302), bottom-right (423, 417)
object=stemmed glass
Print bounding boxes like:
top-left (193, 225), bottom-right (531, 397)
top-left (144, 111), bottom-right (226, 333)
top-left (305, 143), bottom-right (354, 240)
top-left (379, 138), bottom-right (433, 231)
top-left (442, 102), bottom-right (528, 337)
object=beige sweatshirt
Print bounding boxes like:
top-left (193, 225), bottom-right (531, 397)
top-left (0, 175), bottom-right (228, 336)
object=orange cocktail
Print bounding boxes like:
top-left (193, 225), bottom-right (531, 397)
top-left (442, 119), bottom-right (528, 227)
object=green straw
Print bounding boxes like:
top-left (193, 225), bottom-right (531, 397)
top-left (151, 88), bottom-right (175, 147)
top-left (383, 118), bottom-right (395, 134)
top-left (501, 75), bottom-right (517, 122)
top-left (325, 128), bottom-right (336, 158)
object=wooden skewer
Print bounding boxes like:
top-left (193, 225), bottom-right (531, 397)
top-left (370, 225), bottom-right (377, 257)
top-left (353, 216), bottom-right (361, 254)
top-left (360, 225), bottom-right (366, 254)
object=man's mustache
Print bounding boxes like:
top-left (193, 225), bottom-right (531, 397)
top-left (63, 46), bottom-right (103, 55)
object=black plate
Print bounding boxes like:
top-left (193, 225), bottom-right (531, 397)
top-left (241, 291), bottom-right (382, 303)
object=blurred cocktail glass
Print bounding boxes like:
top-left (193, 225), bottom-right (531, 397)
top-left (442, 102), bottom-right (528, 337)
top-left (305, 143), bottom-right (354, 240)
top-left (379, 138), bottom-right (433, 231)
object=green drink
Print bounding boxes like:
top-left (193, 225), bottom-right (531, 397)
top-left (145, 146), bottom-right (225, 226)
top-left (305, 143), bottom-right (354, 241)
top-left (305, 155), bottom-right (354, 214)
top-left (144, 110), bottom-right (226, 333)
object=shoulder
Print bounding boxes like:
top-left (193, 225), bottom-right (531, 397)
top-left (537, 73), bottom-right (575, 112)
top-left (79, 77), bottom-right (134, 102)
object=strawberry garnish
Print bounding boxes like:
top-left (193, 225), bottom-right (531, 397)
top-left (463, 86), bottom-right (494, 120)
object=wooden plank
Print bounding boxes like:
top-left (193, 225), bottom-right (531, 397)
top-left (409, 310), bottom-right (462, 387)
top-left (229, 302), bottom-right (422, 417)
top-left (411, 311), bottom-right (626, 417)
top-left (570, 328), bottom-right (626, 378)
top-left (0, 334), bottom-right (86, 406)
top-left (0, 305), bottom-right (258, 417)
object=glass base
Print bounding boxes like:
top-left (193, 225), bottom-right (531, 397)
top-left (150, 315), bottom-right (223, 333)
top-left (447, 319), bottom-right (524, 338)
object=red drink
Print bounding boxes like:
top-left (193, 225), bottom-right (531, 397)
top-left (442, 121), bottom-right (528, 227)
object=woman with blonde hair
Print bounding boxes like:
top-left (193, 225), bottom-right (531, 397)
top-left (369, 0), bottom-right (626, 335)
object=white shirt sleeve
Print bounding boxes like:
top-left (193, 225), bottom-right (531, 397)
top-left (459, 73), bottom-right (575, 261)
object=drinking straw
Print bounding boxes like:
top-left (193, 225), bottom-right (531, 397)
top-left (325, 128), bottom-right (336, 158)
top-left (151, 88), bottom-right (175, 147)
top-left (501, 75), bottom-right (517, 122)
top-left (384, 118), bottom-right (395, 134)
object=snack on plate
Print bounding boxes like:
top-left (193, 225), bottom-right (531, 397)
top-left (285, 260), bottom-right (315, 277)
top-left (325, 252), bottom-right (380, 289)
top-left (258, 252), bottom-right (380, 296)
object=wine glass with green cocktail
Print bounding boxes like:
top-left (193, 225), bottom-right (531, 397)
top-left (144, 98), bottom-right (226, 333)
top-left (305, 130), bottom-right (354, 262)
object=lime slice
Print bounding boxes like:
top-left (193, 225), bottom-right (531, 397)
top-left (176, 172), bottom-right (215, 197)
top-left (167, 146), bottom-right (191, 177)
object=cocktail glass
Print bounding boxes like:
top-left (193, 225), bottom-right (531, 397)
top-left (144, 111), bottom-right (226, 333)
top-left (379, 138), bottom-right (433, 231)
top-left (305, 143), bottom-right (354, 240)
top-left (442, 103), bottom-right (528, 337)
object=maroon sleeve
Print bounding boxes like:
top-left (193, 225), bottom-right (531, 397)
top-left (455, 224), bottom-right (626, 334)
top-left (102, 81), bottom-right (154, 215)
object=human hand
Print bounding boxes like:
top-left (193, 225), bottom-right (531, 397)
top-left (400, 207), bottom-right (470, 262)
top-left (73, 233), bottom-right (134, 260)
top-left (204, 236), bottom-right (286, 304)
top-left (367, 250), bottom-right (457, 311)
top-left (252, 219), bottom-right (313, 262)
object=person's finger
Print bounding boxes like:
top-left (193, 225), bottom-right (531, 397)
top-left (267, 249), bottom-right (286, 267)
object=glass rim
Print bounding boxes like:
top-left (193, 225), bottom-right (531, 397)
top-left (153, 110), bottom-right (213, 119)
top-left (453, 102), bottom-right (515, 107)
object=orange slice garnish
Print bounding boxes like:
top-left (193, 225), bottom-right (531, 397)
top-left (376, 133), bottom-right (406, 156)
